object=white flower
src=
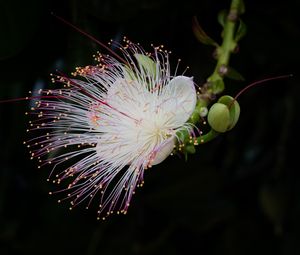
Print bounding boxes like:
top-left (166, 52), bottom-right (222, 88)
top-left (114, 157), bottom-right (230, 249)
top-left (27, 41), bottom-right (197, 219)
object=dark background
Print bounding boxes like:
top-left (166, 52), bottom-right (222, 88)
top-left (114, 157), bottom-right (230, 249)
top-left (0, 0), bottom-right (299, 254)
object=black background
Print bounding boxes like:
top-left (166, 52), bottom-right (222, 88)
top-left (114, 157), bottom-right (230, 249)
top-left (0, 0), bottom-right (299, 254)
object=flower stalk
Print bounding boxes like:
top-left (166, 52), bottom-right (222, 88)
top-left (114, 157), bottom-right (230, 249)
top-left (206, 0), bottom-right (244, 95)
top-left (181, 0), bottom-right (245, 148)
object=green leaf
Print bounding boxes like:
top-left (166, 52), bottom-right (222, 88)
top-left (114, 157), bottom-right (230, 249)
top-left (225, 67), bottom-right (245, 81)
top-left (134, 53), bottom-right (157, 78)
top-left (217, 10), bottom-right (227, 28)
top-left (235, 19), bottom-right (247, 42)
top-left (192, 16), bottom-right (218, 47)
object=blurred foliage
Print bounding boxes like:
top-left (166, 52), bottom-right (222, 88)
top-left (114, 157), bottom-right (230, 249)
top-left (0, 0), bottom-right (299, 254)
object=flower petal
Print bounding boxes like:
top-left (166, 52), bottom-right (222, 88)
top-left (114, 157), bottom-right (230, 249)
top-left (151, 138), bottom-right (175, 165)
top-left (161, 76), bottom-right (196, 127)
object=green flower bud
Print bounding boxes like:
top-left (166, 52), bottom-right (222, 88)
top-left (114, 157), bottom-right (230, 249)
top-left (199, 106), bottom-right (208, 117)
top-left (207, 95), bottom-right (240, 133)
top-left (207, 103), bottom-right (230, 132)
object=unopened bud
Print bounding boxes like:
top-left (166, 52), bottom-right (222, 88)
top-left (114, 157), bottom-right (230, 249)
top-left (207, 95), bottom-right (240, 133)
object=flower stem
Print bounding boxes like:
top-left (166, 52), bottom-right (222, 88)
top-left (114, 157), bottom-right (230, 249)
top-left (197, 129), bottom-right (219, 144)
top-left (206, 0), bottom-right (243, 95)
top-left (186, 0), bottom-right (244, 146)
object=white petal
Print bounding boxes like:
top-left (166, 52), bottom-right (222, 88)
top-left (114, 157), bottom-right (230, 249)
top-left (151, 138), bottom-right (175, 165)
top-left (161, 76), bottom-right (196, 127)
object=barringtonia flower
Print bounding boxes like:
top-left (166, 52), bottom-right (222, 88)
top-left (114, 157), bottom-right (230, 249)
top-left (26, 40), bottom-right (197, 219)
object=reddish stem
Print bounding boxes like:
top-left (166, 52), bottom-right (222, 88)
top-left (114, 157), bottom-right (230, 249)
top-left (229, 74), bottom-right (293, 108)
top-left (234, 74), bottom-right (293, 101)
